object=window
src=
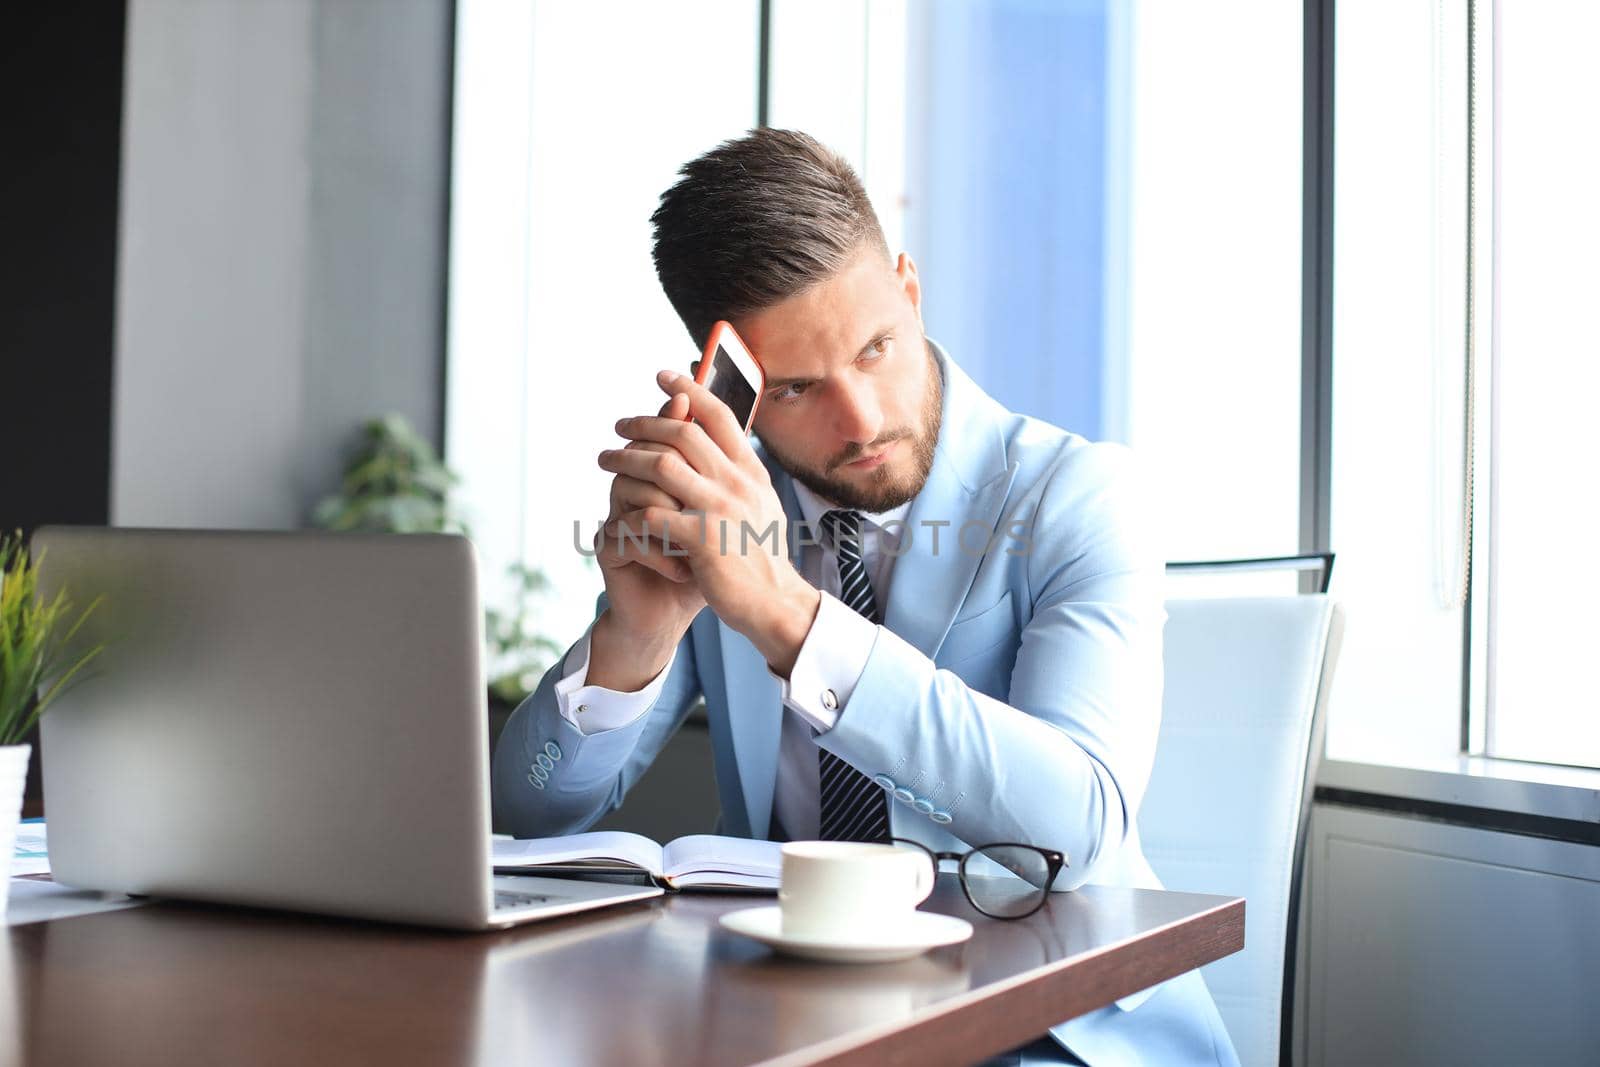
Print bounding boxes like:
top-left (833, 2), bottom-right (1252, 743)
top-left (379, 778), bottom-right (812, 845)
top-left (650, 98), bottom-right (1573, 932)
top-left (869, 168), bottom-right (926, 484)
top-left (1121, 0), bottom-right (1303, 571)
top-left (449, 1), bottom-right (1310, 661)
top-left (1327, 0), bottom-right (1470, 760)
top-left (903, 0), bottom-right (1304, 579)
top-left (448, 0), bottom-right (762, 655)
top-left (1478, 0), bottom-right (1600, 768)
top-left (1330, 0), bottom-right (1600, 770)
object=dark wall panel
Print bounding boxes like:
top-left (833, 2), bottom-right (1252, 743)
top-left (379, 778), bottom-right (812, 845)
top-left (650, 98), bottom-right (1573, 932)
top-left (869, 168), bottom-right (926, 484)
top-left (0, 4), bottom-right (126, 537)
top-left (1, 4), bottom-right (126, 815)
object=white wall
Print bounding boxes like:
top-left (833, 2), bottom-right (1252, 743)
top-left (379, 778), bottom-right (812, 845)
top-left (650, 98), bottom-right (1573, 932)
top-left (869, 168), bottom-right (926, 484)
top-left (112, 0), bottom-right (452, 529)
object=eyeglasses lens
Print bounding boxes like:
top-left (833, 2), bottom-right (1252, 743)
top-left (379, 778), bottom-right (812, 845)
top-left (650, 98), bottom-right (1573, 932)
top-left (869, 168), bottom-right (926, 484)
top-left (962, 845), bottom-right (1052, 918)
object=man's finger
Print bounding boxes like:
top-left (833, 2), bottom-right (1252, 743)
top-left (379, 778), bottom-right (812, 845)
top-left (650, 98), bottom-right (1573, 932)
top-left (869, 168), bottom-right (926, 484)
top-left (608, 474), bottom-right (682, 517)
top-left (654, 391), bottom-right (690, 420)
top-left (605, 507), bottom-right (716, 558)
top-left (655, 370), bottom-right (754, 468)
top-left (597, 446), bottom-right (706, 505)
top-left (613, 414), bottom-right (725, 479)
top-left (595, 525), bottom-right (692, 582)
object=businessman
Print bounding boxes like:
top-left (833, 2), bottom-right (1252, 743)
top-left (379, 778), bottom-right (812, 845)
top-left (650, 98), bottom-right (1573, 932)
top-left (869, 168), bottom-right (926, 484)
top-left (493, 128), bottom-right (1237, 1067)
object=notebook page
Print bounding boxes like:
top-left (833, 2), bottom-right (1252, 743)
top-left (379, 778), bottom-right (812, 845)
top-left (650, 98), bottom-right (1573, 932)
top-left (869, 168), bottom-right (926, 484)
top-left (492, 831), bottom-right (665, 877)
top-left (661, 835), bottom-right (782, 882)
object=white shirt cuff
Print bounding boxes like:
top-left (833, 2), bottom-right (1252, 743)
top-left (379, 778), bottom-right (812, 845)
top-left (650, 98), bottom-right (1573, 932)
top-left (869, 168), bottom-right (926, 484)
top-left (774, 591), bottom-right (878, 732)
top-left (554, 626), bottom-right (676, 736)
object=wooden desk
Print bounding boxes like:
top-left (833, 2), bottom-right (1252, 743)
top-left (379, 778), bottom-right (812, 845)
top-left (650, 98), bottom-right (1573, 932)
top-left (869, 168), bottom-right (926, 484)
top-left (4, 877), bottom-right (1242, 1066)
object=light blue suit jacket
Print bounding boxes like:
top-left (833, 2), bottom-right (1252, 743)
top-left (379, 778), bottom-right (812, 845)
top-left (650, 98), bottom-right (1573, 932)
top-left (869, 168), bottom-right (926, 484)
top-left (493, 344), bottom-right (1239, 1067)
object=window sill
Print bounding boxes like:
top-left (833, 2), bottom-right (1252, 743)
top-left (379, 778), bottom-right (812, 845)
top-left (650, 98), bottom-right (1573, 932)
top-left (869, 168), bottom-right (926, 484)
top-left (1316, 748), bottom-right (1600, 832)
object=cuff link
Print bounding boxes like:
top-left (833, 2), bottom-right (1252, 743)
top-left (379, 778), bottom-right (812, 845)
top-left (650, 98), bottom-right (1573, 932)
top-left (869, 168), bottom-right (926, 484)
top-left (820, 689), bottom-right (839, 711)
top-left (575, 703), bottom-right (590, 715)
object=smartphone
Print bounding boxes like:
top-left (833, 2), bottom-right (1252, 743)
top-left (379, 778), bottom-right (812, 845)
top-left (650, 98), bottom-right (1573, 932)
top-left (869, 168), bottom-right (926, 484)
top-left (687, 320), bottom-right (765, 434)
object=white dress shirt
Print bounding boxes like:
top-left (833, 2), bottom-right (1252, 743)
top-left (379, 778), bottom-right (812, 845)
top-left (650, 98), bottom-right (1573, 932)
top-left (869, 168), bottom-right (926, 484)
top-left (552, 482), bottom-right (910, 840)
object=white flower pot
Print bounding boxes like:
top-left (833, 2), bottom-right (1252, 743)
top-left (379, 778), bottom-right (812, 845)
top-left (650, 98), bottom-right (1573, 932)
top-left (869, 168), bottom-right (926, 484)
top-left (0, 744), bottom-right (31, 915)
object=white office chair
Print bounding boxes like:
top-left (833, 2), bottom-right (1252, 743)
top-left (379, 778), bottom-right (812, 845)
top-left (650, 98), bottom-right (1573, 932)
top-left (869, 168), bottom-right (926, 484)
top-left (1140, 595), bottom-right (1344, 1067)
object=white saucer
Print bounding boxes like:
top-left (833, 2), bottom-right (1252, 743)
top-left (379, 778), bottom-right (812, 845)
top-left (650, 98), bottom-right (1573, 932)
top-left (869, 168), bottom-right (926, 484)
top-left (717, 906), bottom-right (973, 963)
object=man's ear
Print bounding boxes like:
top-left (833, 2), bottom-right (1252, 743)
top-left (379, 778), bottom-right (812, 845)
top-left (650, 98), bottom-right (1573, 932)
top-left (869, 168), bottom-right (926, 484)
top-left (896, 252), bottom-right (924, 323)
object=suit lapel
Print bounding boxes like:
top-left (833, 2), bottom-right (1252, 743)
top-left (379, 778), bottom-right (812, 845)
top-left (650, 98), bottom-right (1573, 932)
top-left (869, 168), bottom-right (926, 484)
top-left (710, 470), bottom-right (799, 841)
top-left (715, 621), bottom-right (781, 841)
top-left (882, 344), bottom-right (1017, 656)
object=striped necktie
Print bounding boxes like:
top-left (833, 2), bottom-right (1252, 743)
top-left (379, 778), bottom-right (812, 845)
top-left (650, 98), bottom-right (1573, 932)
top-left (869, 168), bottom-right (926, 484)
top-left (816, 509), bottom-right (892, 843)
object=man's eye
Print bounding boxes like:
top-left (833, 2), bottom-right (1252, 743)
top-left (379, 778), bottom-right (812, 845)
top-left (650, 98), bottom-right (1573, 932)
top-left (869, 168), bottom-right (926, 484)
top-left (863, 338), bottom-right (890, 361)
top-left (774, 383), bottom-right (809, 403)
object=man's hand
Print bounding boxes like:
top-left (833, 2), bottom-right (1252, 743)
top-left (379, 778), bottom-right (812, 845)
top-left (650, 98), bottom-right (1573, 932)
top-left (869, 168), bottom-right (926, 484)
top-left (587, 390), bottom-right (708, 692)
top-left (598, 370), bottom-right (820, 677)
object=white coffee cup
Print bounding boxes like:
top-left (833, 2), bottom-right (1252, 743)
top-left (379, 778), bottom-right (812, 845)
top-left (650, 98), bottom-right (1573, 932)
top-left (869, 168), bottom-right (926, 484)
top-left (779, 841), bottom-right (935, 941)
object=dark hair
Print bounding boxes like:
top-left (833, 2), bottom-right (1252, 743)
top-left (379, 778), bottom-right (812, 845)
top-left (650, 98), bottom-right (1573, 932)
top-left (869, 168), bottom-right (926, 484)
top-left (650, 128), bottom-right (889, 345)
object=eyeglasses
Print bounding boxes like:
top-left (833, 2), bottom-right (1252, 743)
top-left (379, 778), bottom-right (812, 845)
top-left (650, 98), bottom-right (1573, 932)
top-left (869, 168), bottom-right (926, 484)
top-left (890, 838), bottom-right (1067, 920)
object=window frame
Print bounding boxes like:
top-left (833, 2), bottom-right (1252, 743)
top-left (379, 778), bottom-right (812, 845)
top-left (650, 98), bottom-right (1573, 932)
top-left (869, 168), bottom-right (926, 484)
top-left (1310, 0), bottom-right (1600, 777)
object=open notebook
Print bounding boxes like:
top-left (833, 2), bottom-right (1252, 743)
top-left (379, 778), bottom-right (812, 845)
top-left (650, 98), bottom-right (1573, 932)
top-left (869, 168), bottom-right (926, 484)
top-left (492, 832), bottom-right (781, 892)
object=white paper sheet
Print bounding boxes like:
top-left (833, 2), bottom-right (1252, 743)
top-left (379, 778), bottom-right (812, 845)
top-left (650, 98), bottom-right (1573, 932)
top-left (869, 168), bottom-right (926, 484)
top-left (492, 831), bottom-right (665, 875)
top-left (5, 878), bottom-right (144, 926)
top-left (10, 822), bottom-right (48, 877)
top-left (661, 835), bottom-right (781, 885)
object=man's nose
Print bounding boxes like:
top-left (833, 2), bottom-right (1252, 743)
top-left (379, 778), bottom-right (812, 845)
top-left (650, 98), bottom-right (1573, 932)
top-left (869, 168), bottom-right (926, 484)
top-left (831, 382), bottom-right (883, 445)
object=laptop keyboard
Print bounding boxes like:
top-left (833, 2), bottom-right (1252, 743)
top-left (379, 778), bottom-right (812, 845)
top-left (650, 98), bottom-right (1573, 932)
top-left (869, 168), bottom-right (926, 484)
top-left (494, 889), bottom-right (559, 911)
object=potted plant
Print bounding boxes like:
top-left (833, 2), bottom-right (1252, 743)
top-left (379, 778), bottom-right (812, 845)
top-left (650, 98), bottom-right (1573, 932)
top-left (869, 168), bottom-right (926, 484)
top-left (311, 413), bottom-right (468, 534)
top-left (1, 531), bottom-right (103, 913)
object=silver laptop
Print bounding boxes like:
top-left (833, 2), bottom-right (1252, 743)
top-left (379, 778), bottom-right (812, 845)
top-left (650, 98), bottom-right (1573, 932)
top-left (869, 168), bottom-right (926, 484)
top-left (32, 527), bottom-right (662, 929)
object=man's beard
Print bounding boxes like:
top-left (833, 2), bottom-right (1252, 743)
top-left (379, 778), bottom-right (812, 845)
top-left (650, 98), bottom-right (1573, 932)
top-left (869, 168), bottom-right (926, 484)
top-left (757, 342), bottom-right (944, 513)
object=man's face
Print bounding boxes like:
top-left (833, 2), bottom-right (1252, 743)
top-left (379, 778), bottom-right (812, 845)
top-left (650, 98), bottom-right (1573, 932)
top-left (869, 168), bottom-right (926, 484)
top-left (735, 248), bottom-right (942, 513)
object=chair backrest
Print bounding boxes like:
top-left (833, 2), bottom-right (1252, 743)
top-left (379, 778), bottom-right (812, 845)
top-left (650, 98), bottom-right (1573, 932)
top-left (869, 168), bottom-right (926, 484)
top-left (1140, 596), bottom-right (1344, 1067)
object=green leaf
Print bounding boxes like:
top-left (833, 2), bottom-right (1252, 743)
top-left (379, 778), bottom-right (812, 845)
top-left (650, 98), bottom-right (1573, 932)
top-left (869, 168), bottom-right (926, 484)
top-left (309, 413), bottom-right (468, 534)
top-left (0, 531), bottom-right (107, 745)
